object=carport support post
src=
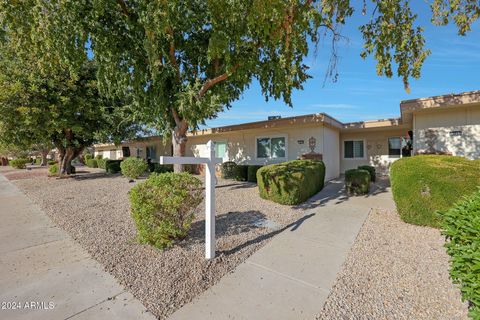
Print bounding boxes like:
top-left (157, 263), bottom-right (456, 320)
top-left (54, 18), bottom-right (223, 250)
top-left (205, 140), bottom-right (215, 260)
top-left (159, 140), bottom-right (221, 260)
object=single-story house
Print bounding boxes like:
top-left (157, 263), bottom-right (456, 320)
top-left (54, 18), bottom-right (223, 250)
top-left (94, 90), bottom-right (480, 181)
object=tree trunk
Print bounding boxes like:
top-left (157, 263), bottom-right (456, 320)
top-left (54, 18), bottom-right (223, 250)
top-left (59, 146), bottom-right (84, 175)
top-left (40, 149), bottom-right (49, 166)
top-left (172, 119), bottom-right (188, 173)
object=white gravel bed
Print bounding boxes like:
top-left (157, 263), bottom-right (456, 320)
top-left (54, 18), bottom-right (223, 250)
top-left (13, 173), bottom-right (307, 319)
top-left (316, 209), bottom-right (469, 320)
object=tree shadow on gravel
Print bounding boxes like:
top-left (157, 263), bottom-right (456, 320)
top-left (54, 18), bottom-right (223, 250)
top-left (184, 210), bottom-right (315, 256)
top-left (185, 210), bottom-right (267, 246)
top-left (217, 213), bottom-right (315, 256)
top-left (73, 172), bottom-right (121, 180)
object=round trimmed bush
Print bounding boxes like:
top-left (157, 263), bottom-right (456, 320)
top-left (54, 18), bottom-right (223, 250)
top-left (10, 158), bottom-right (29, 169)
top-left (358, 165), bottom-right (376, 182)
top-left (86, 158), bottom-right (98, 168)
top-left (97, 158), bottom-right (107, 169)
top-left (129, 172), bottom-right (203, 249)
top-left (84, 154), bottom-right (93, 162)
top-left (345, 169), bottom-right (370, 195)
top-left (221, 161), bottom-right (237, 179)
top-left (105, 160), bottom-right (122, 174)
top-left (120, 157), bottom-right (148, 179)
top-left (48, 164), bottom-right (59, 176)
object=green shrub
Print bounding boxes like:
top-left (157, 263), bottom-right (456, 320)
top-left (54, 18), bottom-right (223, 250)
top-left (10, 158), bottom-right (29, 169)
top-left (35, 158), bottom-right (42, 165)
top-left (84, 154), bottom-right (93, 162)
top-left (47, 160), bottom-right (57, 166)
top-left (105, 160), bottom-right (122, 174)
top-left (439, 190), bottom-right (480, 319)
top-left (358, 165), bottom-right (376, 182)
top-left (257, 160), bottom-right (325, 205)
top-left (391, 155), bottom-right (480, 228)
top-left (48, 164), bottom-right (59, 176)
top-left (345, 169), bottom-right (370, 195)
top-left (95, 154), bottom-right (103, 160)
top-left (148, 162), bottom-right (174, 174)
top-left (120, 157), bottom-right (148, 179)
top-left (86, 159), bottom-right (98, 168)
top-left (247, 165), bottom-right (263, 183)
top-left (234, 165), bottom-right (248, 181)
top-left (129, 172), bottom-right (203, 249)
top-left (221, 161), bottom-right (237, 179)
top-left (97, 158), bottom-right (107, 169)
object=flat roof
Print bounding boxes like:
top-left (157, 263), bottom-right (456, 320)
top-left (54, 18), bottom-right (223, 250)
top-left (401, 90), bottom-right (480, 112)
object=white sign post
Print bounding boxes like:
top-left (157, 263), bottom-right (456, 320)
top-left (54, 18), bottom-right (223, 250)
top-left (159, 140), bottom-right (222, 259)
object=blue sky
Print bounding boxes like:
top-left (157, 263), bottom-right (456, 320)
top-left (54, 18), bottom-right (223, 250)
top-left (203, 2), bottom-right (480, 128)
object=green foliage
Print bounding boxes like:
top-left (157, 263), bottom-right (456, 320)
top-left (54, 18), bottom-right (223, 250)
top-left (439, 190), bottom-right (480, 319)
top-left (10, 158), bottom-right (29, 169)
top-left (120, 157), bottom-right (148, 179)
top-left (105, 160), bottom-right (122, 174)
top-left (357, 165), bottom-right (376, 182)
top-left (47, 160), bottom-right (57, 166)
top-left (129, 172), bottom-right (203, 249)
top-left (35, 158), bottom-right (42, 165)
top-left (86, 159), bottom-right (98, 168)
top-left (247, 165), bottom-right (263, 183)
top-left (84, 154), bottom-right (93, 162)
top-left (48, 164), bottom-right (59, 176)
top-left (390, 155), bottom-right (480, 228)
top-left (148, 162), bottom-right (174, 174)
top-left (96, 158), bottom-right (107, 169)
top-left (257, 160), bottom-right (325, 205)
top-left (221, 161), bottom-right (237, 179)
top-left (1, 1), bottom-right (467, 144)
top-left (234, 165), bottom-right (248, 181)
top-left (95, 154), bottom-right (103, 160)
top-left (345, 169), bottom-right (370, 195)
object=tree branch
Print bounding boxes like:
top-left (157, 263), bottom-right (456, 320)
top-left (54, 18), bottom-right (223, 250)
top-left (166, 26), bottom-right (180, 82)
top-left (116, 0), bottom-right (131, 17)
top-left (197, 64), bottom-right (240, 98)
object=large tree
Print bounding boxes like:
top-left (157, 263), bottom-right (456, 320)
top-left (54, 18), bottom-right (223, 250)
top-left (0, 42), bottom-right (138, 174)
top-left (1, 0), bottom-right (478, 171)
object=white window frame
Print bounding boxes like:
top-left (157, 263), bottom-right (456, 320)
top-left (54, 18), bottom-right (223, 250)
top-left (213, 140), bottom-right (228, 160)
top-left (387, 136), bottom-right (402, 159)
top-left (255, 135), bottom-right (288, 160)
top-left (343, 139), bottom-right (366, 160)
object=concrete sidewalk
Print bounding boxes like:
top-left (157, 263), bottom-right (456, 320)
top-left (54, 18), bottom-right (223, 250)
top-left (0, 175), bottom-right (155, 320)
top-left (170, 178), bottom-right (396, 320)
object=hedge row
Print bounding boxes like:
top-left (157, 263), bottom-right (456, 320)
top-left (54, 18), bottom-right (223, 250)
top-left (345, 169), bottom-right (370, 195)
top-left (439, 190), bottom-right (480, 319)
top-left (10, 158), bottom-right (29, 169)
top-left (220, 162), bottom-right (263, 183)
top-left (257, 160), bottom-right (325, 205)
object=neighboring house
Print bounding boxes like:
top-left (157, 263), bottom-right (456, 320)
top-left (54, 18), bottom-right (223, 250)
top-left (94, 90), bottom-right (480, 180)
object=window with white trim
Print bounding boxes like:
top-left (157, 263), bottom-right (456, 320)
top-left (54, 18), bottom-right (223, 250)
top-left (344, 140), bottom-right (364, 159)
top-left (214, 141), bottom-right (227, 158)
top-left (388, 137), bottom-right (401, 158)
top-left (256, 136), bottom-right (286, 159)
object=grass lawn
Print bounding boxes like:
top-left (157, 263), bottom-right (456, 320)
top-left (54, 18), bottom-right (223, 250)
top-left (390, 155), bottom-right (480, 228)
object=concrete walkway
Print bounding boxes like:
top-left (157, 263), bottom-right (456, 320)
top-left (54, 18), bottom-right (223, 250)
top-left (0, 175), bottom-right (155, 320)
top-left (170, 177), bottom-right (396, 320)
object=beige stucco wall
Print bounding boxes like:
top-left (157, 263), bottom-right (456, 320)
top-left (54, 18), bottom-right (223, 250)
top-left (187, 123), bottom-right (340, 180)
top-left (340, 128), bottom-right (409, 174)
top-left (413, 105), bottom-right (480, 159)
top-left (321, 126), bottom-right (340, 180)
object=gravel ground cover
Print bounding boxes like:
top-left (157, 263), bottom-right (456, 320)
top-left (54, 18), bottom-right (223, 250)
top-left (317, 208), bottom-right (469, 320)
top-left (13, 173), bottom-right (307, 319)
